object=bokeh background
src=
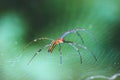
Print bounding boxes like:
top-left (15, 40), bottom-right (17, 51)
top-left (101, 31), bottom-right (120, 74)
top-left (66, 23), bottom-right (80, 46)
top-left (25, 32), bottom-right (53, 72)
top-left (0, 0), bottom-right (120, 80)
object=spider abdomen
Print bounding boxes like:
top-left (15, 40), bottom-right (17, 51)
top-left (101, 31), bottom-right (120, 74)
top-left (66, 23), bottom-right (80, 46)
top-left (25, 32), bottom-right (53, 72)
top-left (48, 38), bottom-right (64, 53)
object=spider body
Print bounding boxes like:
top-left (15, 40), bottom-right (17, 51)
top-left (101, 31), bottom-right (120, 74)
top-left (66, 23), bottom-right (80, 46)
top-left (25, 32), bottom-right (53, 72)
top-left (25, 28), bottom-right (97, 65)
top-left (48, 38), bottom-right (64, 53)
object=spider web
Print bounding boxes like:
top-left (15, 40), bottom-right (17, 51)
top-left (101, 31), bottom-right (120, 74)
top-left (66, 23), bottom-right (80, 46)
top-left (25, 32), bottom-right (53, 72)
top-left (0, 1), bottom-right (120, 79)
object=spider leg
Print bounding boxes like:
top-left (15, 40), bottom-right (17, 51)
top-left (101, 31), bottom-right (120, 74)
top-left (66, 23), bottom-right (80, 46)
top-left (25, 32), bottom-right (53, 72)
top-left (64, 40), bottom-right (97, 63)
top-left (77, 43), bottom-right (97, 61)
top-left (27, 44), bottom-right (51, 65)
top-left (69, 43), bottom-right (82, 64)
top-left (64, 41), bottom-right (82, 63)
top-left (60, 28), bottom-right (96, 44)
top-left (23, 37), bottom-right (54, 50)
top-left (60, 29), bottom-right (84, 44)
top-left (71, 42), bottom-right (97, 61)
top-left (58, 44), bottom-right (62, 64)
top-left (76, 31), bottom-right (84, 44)
top-left (77, 28), bottom-right (97, 42)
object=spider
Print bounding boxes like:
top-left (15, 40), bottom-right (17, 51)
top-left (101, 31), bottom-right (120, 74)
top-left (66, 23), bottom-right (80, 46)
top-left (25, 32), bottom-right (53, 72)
top-left (25, 28), bottom-right (97, 65)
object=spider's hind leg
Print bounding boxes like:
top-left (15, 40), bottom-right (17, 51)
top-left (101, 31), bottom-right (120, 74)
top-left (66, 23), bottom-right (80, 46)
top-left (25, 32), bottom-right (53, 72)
top-left (27, 44), bottom-right (51, 65)
top-left (23, 37), bottom-right (54, 51)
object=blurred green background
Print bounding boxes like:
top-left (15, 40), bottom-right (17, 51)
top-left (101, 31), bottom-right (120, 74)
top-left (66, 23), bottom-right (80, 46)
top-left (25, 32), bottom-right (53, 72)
top-left (0, 0), bottom-right (120, 80)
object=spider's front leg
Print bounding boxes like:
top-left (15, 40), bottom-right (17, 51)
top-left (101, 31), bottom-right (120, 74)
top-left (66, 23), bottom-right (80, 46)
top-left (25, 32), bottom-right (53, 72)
top-left (60, 28), bottom-right (86, 44)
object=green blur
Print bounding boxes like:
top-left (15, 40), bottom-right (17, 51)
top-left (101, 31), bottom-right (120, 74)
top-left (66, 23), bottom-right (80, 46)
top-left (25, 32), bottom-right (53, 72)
top-left (0, 0), bottom-right (120, 80)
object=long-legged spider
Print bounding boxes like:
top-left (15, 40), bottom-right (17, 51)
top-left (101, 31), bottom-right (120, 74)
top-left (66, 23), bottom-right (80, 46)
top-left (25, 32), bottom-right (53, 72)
top-left (25, 28), bottom-right (97, 65)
